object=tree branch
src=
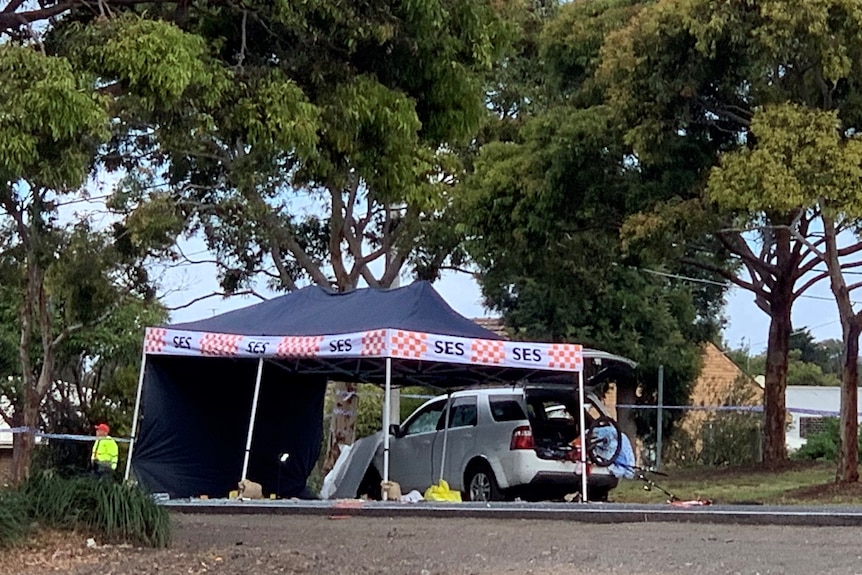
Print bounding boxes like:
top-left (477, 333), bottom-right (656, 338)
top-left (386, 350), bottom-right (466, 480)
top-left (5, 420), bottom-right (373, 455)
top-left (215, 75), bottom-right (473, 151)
top-left (793, 271), bottom-right (829, 301)
top-left (328, 186), bottom-right (350, 288)
top-left (166, 289), bottom-right (267, 312)
top-left (680, 256), bottom-right (765, 297)
top-left (269, 245), bottom-right (298, 291)
top-left (715, 230), bottom-right (776, 282)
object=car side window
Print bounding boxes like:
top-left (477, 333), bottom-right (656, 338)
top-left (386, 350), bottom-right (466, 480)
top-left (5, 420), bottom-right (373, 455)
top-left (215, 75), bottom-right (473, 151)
top-left (489, 395), bottom-right (527, 422)
top-left (402, 400), bottom-right (446, 436)
top-left (438, 396), bottom-right (478, 429)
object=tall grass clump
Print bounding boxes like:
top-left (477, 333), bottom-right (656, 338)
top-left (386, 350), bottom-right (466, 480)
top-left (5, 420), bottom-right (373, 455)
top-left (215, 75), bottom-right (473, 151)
top-left (24, 473), bottom-right (171, 548)
top-left (0, 488), bottom-right (30, 548)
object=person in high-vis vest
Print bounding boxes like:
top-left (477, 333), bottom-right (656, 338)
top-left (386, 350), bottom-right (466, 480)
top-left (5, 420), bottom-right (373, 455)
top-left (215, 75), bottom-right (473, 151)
top-left (91, 423), bottom-right (119, 479)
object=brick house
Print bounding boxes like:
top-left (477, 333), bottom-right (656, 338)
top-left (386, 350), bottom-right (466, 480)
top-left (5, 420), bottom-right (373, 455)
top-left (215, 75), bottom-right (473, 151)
top-left (669, 342), bottom-right (763, 463)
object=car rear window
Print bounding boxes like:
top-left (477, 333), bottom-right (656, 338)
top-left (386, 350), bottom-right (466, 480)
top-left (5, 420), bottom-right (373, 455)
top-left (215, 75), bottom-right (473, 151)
top-left (489, 395), bottom-right (527, 422)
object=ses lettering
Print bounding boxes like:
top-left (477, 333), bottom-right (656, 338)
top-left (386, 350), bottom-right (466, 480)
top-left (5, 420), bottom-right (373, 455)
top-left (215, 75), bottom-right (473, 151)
top-left (172, 336), bottom-right (192, 349)
top-left (434, 341), bottom-right (465, 356)
top-left (512, 347), bottom-right (542, 362)
top-left (246, 341), bottom-right (268, 354)
top-left (329, 339), bottom-right (353, 353)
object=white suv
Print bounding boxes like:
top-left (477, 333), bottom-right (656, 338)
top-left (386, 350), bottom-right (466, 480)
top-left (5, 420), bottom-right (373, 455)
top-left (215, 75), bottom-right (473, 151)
top-left (358, 384), bottom-right (622, 502)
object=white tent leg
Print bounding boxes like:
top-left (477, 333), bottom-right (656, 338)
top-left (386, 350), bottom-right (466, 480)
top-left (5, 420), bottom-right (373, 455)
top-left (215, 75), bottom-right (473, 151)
top-left (578, 369), bottom-right (588, 503)
top-left (382, 357), bottom-right (392, 500)
top-left (241, 358), bottom-right (265, 482)
top-left (124, 350), bottom-right (148, 482)
top-left (439, 392), bottom-right (452, 482)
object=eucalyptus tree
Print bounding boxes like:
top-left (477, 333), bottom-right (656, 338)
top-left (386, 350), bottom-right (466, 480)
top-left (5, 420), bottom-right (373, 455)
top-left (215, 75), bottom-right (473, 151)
top-left (0, 16), bottom-right (215, 482)
top-left (44, 0), bottom-right (507, 470)
top-left (601, 0), bottom-right (862, 464)
top-left (707, 103), bottom-right (862, 482)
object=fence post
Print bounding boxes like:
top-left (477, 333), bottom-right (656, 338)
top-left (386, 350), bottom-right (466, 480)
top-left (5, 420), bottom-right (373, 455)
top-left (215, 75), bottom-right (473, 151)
top-left (656, 365), bottom-right (664, 471)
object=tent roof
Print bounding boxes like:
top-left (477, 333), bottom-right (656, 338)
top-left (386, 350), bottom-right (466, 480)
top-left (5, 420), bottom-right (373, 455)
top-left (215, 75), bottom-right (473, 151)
top-left (151, 282), bottom-right (636, 386)
top-left (169, 281), bottom-right (502, 340)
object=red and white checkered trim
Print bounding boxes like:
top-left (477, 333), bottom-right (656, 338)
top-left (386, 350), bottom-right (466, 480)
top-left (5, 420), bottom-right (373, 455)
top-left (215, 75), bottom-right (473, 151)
top-left (470, 339), bottom-right (505, 364)
top-left (277, 336), bottom-right (323, 357)
top-left (144, 328), bottom-right (167, 354)
top-left (547, 344), bottom-right (583, 370)
top-left (390, 330), bottom-right (427, 359)
top-left (361, 330), bottom-right (387, 356)
top-left (199, 333), bottom-right (243, 356)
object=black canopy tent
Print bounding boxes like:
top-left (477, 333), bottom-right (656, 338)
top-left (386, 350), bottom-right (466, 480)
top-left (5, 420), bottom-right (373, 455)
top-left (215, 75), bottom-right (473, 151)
top-left (126, 282), bottom-right (635, 501)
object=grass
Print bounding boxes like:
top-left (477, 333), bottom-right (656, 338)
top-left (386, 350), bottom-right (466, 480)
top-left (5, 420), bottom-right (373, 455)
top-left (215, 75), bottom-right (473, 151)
top-left (0, 489), bottom-right (30, 547)
top-left (0, 473), bottom-right (171, 549)
top-left (611, 461), bottom-right (862, 505)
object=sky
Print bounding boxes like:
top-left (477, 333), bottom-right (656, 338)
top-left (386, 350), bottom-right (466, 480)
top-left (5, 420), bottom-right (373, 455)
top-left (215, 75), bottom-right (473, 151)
top-left (162, 253), bottom-right (847, 355)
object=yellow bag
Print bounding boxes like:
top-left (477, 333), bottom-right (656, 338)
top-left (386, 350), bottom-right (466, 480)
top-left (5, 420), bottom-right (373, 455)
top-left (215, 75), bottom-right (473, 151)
top-left (423, 479), bottom-right (462, 502)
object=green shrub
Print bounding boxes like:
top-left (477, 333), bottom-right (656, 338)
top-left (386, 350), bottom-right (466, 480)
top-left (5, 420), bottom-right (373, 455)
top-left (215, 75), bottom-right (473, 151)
top-left (24, 473), bottom-right (171, 548)
top-left (698, 414), bottom-right (762, 466)
top-left (0, 488), bottom-right (30, 548)
top-left (791, 417), bottom-right (862, 462)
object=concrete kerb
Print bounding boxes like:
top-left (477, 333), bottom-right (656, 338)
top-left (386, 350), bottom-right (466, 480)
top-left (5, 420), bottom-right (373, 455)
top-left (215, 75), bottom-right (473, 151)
top-left (161, 499), bottom-right (862, 527)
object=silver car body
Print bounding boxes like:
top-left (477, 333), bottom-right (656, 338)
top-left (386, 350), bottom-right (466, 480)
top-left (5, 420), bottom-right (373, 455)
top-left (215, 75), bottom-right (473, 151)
top-left (371, 386), bottom-right (618, 499)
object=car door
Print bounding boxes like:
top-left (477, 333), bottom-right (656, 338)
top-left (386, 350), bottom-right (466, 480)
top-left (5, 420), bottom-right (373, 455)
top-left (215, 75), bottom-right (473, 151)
top-left (387, 399), bottom-right (446, 492)
top-left (430, 395), bottom-right (478, 491)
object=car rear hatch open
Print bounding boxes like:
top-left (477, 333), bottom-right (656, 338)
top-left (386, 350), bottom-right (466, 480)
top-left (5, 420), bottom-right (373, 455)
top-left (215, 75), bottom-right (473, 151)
top-left (523, 386), bottom-right (598, 461)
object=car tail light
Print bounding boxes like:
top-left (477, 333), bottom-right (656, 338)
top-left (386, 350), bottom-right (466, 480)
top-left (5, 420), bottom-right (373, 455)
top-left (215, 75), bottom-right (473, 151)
top-left (510, 426), bottom-right (534, 450)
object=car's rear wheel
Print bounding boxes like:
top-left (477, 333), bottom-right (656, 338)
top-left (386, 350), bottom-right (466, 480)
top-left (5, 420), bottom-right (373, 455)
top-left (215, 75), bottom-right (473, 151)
top-left (464, 462), bottom-right (501, 502)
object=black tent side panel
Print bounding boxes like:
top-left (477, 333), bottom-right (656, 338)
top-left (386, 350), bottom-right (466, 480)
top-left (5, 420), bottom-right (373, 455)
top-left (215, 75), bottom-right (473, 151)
top-left (132, 356), bottom-right (326, 499)
top-left (132, 356), bottom-right (257, 498)
top-left (246, 365), bottom-right (326, 498)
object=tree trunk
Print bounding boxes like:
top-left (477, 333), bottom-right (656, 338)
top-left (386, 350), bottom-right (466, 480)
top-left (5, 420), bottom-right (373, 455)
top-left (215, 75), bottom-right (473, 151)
top-left (821, 214), bottom-right (859, 483)
top-left (11, 386), bottom-right (40, 484)
top-left (762, 302), bottom-right (790, 465)
top-left (322, 381), bottom-right (358, 474)
top-left (614, 380), bottom-right (638, 452)
top-left (837, 321), bottom-right (860, 484)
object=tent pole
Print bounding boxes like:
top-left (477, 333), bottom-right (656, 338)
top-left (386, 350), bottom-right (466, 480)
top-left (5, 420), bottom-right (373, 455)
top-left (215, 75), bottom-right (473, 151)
top-left (123, 349), bottom-right (148, 482)
top-left (578, 369), bottom-right (588, 503)
top-left (382, 357), bottom-right (392, 499)
top-left (439, 392), bottom-right (452, 482)
top-left (241, 358), bottom-right (265, 482)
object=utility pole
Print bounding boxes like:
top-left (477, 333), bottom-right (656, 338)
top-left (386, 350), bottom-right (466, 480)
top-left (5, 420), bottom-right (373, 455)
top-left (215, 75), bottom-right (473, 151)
top-left (656, 365), bottom-right (664, 470)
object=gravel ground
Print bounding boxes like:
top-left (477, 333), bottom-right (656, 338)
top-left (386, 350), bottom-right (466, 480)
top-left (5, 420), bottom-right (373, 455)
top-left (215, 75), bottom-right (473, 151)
top-left (8, 513), bottom-right (862, 575)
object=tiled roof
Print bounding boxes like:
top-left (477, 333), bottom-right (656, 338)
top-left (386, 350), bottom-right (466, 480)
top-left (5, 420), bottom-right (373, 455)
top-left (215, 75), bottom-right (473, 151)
top-left (471, 317), bottom-right (509, 339)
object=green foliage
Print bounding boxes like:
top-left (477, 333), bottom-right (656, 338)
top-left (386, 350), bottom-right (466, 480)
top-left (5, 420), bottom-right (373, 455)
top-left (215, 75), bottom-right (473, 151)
top-left (459, 0), bottom-right (724, 439)
top-left (729, 339), bottom-right (842, 387)
top-left (792, 417), bottom-right (862, 462)
top-left (786, 355), bottom-right (841, 387)
top-left (0, 45), bottom-right (107, 189)
top-left (0, 488), bottom-right (29, 548)
top-left (707, 104), bottom-right (862, 215)
top-left (23, 473), bottom-right (171, 548)
top-left (0, 475), bottom-right (170, 549)
top-left (790, 330), bottom-right (843, 374)
top-left (354, 385), bottom-right (430, 438)
top-left (59, 0), bottom-right (508, 293)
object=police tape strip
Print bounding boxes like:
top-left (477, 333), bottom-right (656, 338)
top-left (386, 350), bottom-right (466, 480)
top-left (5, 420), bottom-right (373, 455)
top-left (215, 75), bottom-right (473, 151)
top-left (616, 404), bottom-right (861, 417)
top-left (0, 428), bottom-right (131, 443)
top-left (0, 405), bottom-right (853, 444)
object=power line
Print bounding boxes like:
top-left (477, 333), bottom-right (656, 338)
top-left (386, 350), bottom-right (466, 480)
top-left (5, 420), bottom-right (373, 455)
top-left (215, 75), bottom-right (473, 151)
top-left (639, 267), bottom-right (862, 306)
